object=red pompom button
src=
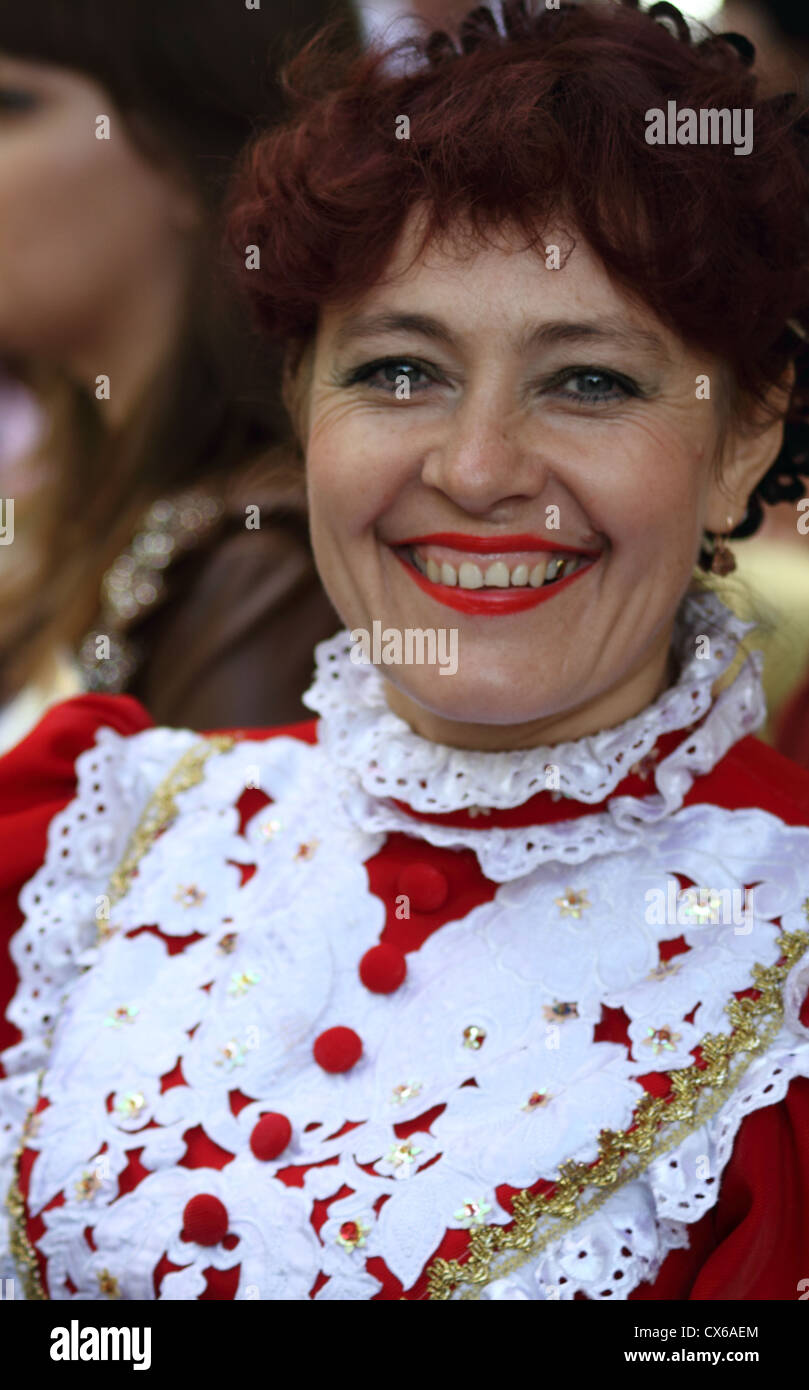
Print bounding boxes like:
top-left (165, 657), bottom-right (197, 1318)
top-left (313, 1026), bottom-right (363, 1073)
top-left (250, 1112), bottom-right (292, 1161)
top-left (396, 862), bottom-right (449, 913)
top-left (359, 943), bottom-right (407, 994)
top-left (182, 1194), bottom-right (229, 1246)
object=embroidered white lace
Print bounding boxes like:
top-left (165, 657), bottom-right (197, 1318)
top-left (1, 592), bottom-right (807, 1302)
top-left (304, 589), bottom-right (767, 880)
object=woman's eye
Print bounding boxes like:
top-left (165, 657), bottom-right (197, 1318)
top-left (550, 368), bottom-right (637, 403)
top-left (344, 358), bottom-right (436, 393)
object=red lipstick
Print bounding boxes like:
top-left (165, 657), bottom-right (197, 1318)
top-left (394, 532), bottom-right (601, 556)
top-left (392, 548), bottom-right (598, 615)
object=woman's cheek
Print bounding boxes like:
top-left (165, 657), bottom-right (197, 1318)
top-left (601, 438), bottom-right (706, 542)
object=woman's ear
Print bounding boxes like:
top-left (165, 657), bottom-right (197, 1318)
top-left (704, 364), bottom-right (795, 531)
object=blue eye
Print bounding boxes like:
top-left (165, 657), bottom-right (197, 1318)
top-left (342, 358), bottom-right (436, 393)
top-left (551, 369), bottom-right (638, 403)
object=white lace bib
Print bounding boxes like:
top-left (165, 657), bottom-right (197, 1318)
top-left (1, 591), bottom-right (808, 1301)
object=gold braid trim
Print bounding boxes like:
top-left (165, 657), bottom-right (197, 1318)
top-left (426, 914), bottom-right (809, 1300)
top-left (5, 733), bottom-right (235, 1300)
top-left (6, 1079), bottom-right (48, 1300)
top-left (106, 735), bottom-right (235, 908)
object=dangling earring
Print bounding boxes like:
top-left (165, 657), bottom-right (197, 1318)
top-left (709, 515), bottom-right (737, 576)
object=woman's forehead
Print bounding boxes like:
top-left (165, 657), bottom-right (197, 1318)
top-left (318, 218), bottom-right (680, 362)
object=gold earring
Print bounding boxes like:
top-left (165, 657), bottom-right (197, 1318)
top-left (710, 514), bottom-right (737, 576)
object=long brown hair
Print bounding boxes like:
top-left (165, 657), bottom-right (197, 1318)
top-left (0, 0), bottom-right (358, 695)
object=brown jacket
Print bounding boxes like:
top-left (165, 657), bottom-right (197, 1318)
top-left (124, 474), bottom-right (341, 730)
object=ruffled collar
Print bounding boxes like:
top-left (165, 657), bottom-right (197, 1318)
top-left (302, 590), bottom-right (767, 877)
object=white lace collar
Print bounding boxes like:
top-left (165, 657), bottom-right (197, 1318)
top-left (302, 590), bottom-right (767, 878)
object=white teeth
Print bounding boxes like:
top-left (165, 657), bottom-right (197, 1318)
top-left (484, 561), bottom-right (510, 588)
top-left (458, 561), bottom-right (484, 589)
top-left (409, 546), bottom-right (584, 589)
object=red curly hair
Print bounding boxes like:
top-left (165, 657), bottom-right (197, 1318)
top-left (227, 0), bottom-right (809, 536)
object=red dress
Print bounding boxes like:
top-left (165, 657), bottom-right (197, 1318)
top-left (1, 595), bottom-right (809, 1301)
top-left (778, 669), bottom-right (809, 772)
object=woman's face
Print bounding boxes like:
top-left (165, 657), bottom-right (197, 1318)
top-left (0, 52), bottom-right (197, 361)
top-left (303, 211), bottom-right (776, 748)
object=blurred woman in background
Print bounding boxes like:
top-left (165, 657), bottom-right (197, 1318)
top-left (0, 0), bottom-right (358, 747)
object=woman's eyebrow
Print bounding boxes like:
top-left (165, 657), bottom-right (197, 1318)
top-left (524, 317), bottom-right (670, 362)
top-left (332, 311), bottom-right (454, 352)
top-left (332, 310), bottom-right (670, 362)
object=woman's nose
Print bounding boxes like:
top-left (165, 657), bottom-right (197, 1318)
top-left (419, 399), bottom-right (549, 513)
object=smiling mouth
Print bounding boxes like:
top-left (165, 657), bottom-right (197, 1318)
top-left (390, 535), bottom-right (601, 614)
top-left (405, 544), bottom-right (588, 590)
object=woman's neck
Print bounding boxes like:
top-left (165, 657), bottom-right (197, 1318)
top-left (384, 626), bottom-right (679, 752)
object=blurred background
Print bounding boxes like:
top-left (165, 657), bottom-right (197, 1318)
top-left (0, 0), bottom-right (807, 761)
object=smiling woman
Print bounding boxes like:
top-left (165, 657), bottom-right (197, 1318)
top-left (295, 219), bottom-right (749, 742)
top-left (2, 0), bottom-right (809, 1305)
top-left (227, 3), bottom-right (809, 746)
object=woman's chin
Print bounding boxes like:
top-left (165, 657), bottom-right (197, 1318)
top-left (382, 668), bottom-right (567, 735)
